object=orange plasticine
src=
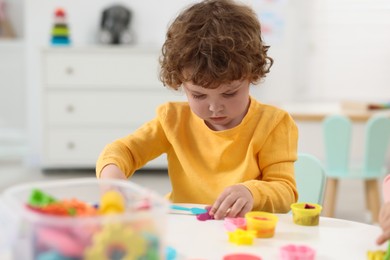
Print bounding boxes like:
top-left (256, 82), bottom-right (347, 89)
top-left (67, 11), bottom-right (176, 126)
top-left (37, 199), bottom-right (98, 217)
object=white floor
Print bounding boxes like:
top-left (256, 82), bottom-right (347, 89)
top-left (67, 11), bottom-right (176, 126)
top-left (0, 161), bottom-right (376, 224)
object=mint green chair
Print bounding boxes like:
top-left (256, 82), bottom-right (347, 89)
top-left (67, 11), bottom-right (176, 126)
top-left (322, 114), bottom-right (390, 222)
top-left (323, 115), bottom-right (352, 177)
top-left (294, 153), bottom-right (326, 204)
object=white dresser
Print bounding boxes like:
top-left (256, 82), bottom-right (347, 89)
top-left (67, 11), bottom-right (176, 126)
top-left (41, 47), bottom-right (185, 169)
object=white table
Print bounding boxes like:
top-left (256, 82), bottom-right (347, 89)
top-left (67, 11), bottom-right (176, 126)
top-left (0, 208), bottom-right (387, 260)
top-left (167, 212), bottom-right (387, 260)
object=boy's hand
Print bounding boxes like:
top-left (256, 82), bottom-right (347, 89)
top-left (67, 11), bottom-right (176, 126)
top-left (209, 184), bottom-right (253, 220)
top-left (377, 202), bottom-right (390, 245)
top-left (100, 164), bottom-right (127, 180)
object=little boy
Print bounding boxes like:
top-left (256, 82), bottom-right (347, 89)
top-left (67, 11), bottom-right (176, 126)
top-left (96, 0), bottom-right (298, 219)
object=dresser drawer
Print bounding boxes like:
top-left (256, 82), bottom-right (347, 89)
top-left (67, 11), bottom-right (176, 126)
top-left (45, 90), bottom-right (185, 126)
top-left (43, 128), bottom-right (167, 168)
top-left (41, 48), bottom-right (174, 169)
top-left (43, 49), bottom-right (161, 89)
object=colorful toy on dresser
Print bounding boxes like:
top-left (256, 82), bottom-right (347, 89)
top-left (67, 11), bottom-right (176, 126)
top-left (50, 8), bottom-right (71, 45)
top-left (0, 178), bottom-right (168, 260)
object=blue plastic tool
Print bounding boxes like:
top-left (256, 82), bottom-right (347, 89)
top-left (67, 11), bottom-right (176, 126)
top-left (170, 205), bottom-right (207, 215)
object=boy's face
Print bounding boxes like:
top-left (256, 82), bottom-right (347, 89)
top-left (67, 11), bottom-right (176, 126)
top-left (183, 79), bottom-right (251, 131)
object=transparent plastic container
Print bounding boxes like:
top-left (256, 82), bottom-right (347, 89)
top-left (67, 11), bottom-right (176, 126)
top-left (0, 178), bottom-right (168, 260)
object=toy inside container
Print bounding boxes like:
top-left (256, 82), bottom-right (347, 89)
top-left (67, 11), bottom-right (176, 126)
top-left (0, 178), bottom-right (168, 260)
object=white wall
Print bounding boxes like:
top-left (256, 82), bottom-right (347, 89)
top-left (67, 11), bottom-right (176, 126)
top-left (0, 0), bottom-right (24, 130)
top-left (306, 0), bottom-right (390, 102)
top-left (298, 0), bottom-right (390, 167)
top-left (0, 0), bottom-right (26, 159)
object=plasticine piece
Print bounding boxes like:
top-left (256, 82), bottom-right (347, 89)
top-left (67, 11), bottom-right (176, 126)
top-left (196, 206), bottom-right (214, 221)
top-left (141, 232), bottom-right (160, 259)
top-left (196, 212), bottom-right (214, 221)
top-left (99, 190), bottom-right (125, 215)
top-left (36, 250), bottom-right (77, 260)
top-left (28, 189), bottom-right (57, 207)
top-left (253, 216), bottom-right (269, 220)
top-left (36, 202), bottom-right (70, 216)
top-left (224, 217), bottom-right (246, 231)
top-left (36, 227), bottom-right (85, 257)
top-left (60, 199), bottom-right (98, 216)
top-left (367, 250), bottom-right (386, 260)
top-left (223, 253), bottom-right (262, 260)
top-left (280, 244), bottom-right (315, 260)
top-left (84, 224), bottom-right (147, 260)
top-left (166, 246), bottom-right (177, 260)
top-left (384, 240), bottom-right (390, 260)
top-left (31, 199), bottom-right (98, 217)
top-left (304, 204), bottom-right (315, 209)
top-left (136, 198), bottom-right (151, 210)
top-left (27, 189), bottom-right (96, 217)
top-left (228, 229), bottom-right (256, 245)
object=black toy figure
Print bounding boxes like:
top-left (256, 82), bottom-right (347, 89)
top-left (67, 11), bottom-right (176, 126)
top-left (99, 5), bottom-right (133, 44)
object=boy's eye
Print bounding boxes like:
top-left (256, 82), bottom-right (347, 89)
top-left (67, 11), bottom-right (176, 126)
top-left (223, 92), bottom-right (237, 98)
top-left (192, 94), bottom-right (206, 99)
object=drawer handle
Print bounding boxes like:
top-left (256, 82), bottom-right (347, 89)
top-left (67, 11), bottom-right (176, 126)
top-left (65, 67), bottom-right (74, 75)
top-left (66, 105), bottom-right (74, 113)
top-left (67, 142), bottom-right (75, 150)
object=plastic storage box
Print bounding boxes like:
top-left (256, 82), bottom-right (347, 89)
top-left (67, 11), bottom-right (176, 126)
top-left (0, 178), bottom-right (168, 260)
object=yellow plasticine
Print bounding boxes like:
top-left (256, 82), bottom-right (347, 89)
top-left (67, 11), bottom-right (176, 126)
top-left (99, 190), bottom-right (125, 215)
top-left (84, 223), bottom-right (147, 260)
top-left (228, 229), bottom-right (256, 245)
top-left (100, 205), bottom-right (124, 215)
top-left (367, 250), bottom-right (385, 260)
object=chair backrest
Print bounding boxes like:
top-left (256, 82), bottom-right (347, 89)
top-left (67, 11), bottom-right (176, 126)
top-left (322, 114), bottom-right (352, 176)
top-left (363, 115), bottom-right (390, 177)
top-left (294, 153), bottom-right (326, 204)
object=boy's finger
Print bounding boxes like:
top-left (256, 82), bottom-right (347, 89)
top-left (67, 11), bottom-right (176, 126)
top-left (214, 195), bottom-right (235, 219)
top-left (376, 232), bottom-right (390, 245)
top-left (209, 196), bottom-right (224, 216)
top-left (226, 199), bottom-right (246, 218)
top-left (376, 235), bottom-right (386, 245)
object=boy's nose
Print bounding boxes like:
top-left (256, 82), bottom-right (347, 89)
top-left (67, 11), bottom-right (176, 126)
top-left (209, 102), bottom-right (224, 112)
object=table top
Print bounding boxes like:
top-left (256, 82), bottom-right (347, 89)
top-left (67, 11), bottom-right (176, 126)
top-left (167, 208), bottom-right (387, 260)
top-left (278, 101), bottom-right (390, 122)
top-left (0, 205), bottom-right (387, 260)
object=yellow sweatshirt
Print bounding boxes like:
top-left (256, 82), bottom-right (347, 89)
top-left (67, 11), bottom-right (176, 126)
top-left (96, 97), bottom-right (298, 213)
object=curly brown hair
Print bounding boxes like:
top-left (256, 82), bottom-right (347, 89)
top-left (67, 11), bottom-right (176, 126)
top-left (159, 0), bottom-right (273, 90)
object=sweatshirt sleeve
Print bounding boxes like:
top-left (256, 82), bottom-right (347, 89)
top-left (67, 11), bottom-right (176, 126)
top-left (242, 111), bottom-right (298, 213)
top-left (96, 105), bottom-right (170, 178)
